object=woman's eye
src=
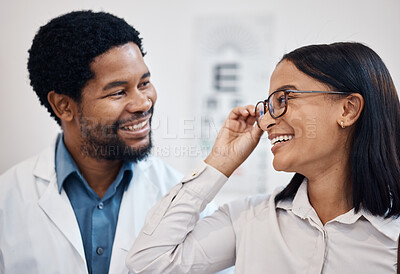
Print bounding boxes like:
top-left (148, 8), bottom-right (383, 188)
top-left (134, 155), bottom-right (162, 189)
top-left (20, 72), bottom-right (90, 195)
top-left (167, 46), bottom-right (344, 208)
top-left (277, 96), bottom-right (286, 105)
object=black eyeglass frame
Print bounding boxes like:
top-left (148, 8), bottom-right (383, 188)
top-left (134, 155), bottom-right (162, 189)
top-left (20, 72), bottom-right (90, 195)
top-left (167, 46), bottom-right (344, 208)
top-left (255, 89), bottom-right (352, 127)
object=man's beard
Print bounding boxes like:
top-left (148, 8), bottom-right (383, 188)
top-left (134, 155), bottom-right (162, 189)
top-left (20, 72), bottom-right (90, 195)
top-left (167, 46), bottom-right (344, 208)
top-left (78, 109), bottom-right (153, 162)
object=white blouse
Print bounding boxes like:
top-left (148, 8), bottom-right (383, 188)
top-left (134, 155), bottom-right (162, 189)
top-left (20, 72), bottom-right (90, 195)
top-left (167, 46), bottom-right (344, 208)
top-left (127, 162), bottom-right (400, 274)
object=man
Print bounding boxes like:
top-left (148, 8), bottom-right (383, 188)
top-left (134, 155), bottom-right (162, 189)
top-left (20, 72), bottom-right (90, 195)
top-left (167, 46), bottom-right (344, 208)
top-left (0, 10), bottom-right (218, 274)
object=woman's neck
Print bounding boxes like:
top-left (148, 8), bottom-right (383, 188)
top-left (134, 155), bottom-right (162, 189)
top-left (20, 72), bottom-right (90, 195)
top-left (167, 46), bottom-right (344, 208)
top-left (305, 160), bottom-right (353, 225)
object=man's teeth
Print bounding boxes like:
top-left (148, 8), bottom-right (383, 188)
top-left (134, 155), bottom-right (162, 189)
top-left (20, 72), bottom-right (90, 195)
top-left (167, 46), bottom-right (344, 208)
top-left (271, 135), bottom-right (293, 145)
top-left (122, 121), bottom-right (147, 131)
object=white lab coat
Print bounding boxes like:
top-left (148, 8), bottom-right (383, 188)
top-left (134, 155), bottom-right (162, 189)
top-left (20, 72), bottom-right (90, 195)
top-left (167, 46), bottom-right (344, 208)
top-left (0, 137), bottom-right (187, 274)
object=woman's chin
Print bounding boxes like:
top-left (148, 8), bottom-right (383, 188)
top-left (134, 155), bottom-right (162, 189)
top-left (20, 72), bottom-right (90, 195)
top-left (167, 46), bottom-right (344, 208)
top-left (272, 159), bottom-right (295, 173)
top-left (272, 162), bottom-right (285, 172)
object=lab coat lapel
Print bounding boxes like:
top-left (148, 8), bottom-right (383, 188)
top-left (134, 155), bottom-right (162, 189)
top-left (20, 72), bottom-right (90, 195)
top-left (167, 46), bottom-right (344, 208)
top-left (109, 162), bottom-right (160, 273)
top-left (38, 180), bottom-right (86, 262)
top-left (34, 146), bottom-right (86, 264)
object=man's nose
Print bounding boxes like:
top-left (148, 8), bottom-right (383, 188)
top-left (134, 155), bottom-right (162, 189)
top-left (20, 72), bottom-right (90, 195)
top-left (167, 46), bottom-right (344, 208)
top-left (126, 90), bottom-right (152, 113)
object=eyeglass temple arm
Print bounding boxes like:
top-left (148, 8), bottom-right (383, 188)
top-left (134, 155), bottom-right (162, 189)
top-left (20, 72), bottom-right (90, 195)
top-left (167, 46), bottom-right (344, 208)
top-left (285, 89), bottom-right (351, 94)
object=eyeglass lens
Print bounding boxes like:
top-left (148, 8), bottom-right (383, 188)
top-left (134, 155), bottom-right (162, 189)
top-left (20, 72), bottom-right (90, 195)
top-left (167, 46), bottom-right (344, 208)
top-left (270, 90), bottom-right (287, 117)
top-left (255, 102), bottom-right (265, 123)
top-left (255, 90), bottom-right (287, 124)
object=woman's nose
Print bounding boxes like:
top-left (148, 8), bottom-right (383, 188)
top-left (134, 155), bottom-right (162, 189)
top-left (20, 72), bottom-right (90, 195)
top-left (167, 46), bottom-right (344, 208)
top-left (259, 110), bottom-right (276, 130)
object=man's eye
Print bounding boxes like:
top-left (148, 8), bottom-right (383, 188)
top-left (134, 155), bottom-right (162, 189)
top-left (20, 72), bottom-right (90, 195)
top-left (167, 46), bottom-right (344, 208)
top-left (110, 90), bottom-right (125, 97)
top-left (139, 81), bottom-right (150, 89)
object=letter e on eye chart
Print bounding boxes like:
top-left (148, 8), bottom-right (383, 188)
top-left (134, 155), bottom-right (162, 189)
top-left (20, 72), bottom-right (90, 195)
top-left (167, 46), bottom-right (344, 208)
top-left (192, 15), bottom-right (287, 204)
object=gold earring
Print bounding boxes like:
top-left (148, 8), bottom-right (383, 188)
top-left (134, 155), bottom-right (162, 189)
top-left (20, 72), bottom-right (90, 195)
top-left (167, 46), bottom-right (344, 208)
top-left (340, 121), bottom-right (345, 129)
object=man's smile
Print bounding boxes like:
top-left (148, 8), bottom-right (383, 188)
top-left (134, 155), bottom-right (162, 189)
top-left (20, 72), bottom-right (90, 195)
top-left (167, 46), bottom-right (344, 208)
top-left (120, 120), bottom-right (148, 131)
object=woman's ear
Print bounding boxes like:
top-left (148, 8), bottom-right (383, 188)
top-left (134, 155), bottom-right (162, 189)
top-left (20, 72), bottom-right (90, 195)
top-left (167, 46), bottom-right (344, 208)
top-left (339, 93), bottom-right (365, 128)
top-left (47, 91), bottom-right (77, 122)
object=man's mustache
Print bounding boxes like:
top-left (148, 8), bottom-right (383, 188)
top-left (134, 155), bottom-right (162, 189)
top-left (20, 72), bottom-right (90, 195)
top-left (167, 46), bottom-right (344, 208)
top-left (115, 107), bottom-right (154, 129)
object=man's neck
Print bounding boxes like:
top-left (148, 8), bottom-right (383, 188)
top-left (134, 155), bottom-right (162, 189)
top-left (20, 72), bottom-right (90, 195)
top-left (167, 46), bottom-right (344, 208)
top-left (63, 135), bottom-right (123, 199)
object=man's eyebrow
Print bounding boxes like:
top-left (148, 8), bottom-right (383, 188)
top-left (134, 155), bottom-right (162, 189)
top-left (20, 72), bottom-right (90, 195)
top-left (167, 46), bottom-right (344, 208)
top-left (102, 72), bottom-right (151, 91)
top-left (141, 72), bottom-right (151, 79)
top-left (103, 81), bottom-right (128, 91)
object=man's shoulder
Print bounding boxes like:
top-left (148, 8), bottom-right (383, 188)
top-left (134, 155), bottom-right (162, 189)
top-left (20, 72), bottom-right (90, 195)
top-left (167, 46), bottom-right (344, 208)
top-left (136, 155), bottom-right (167, 167)
top-left (133, 155), bottom-right (184, 191)
top-left (136, 155), bottom-right (182, 176)
top-left (0, 146), bottom-right (55, 192)
top-left (0, 154), bottom-right (38, 181)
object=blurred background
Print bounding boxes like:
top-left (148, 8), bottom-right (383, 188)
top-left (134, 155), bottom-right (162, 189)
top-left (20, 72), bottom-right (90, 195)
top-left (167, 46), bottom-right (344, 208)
top-left (1, 0), bottom-right (399, 205)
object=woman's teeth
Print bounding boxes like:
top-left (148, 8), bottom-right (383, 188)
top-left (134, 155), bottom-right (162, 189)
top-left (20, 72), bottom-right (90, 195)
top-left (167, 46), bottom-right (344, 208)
top-left (122, 121), bottom-right (147, 131)
top-left (271, 135), bottom-right (293, 146)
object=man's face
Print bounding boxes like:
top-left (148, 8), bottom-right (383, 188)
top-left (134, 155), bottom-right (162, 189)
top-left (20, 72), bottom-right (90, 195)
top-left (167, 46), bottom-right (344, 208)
top-left (76, 42), bottom-right (157, 162)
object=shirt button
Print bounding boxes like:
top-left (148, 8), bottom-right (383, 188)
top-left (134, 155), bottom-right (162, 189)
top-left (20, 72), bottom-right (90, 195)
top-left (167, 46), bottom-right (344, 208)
top-left (191, 171), bottom-right (198, 177)
top-left (96, 247), bottom-right (104, 255)
top-left (97, 202), bottom-right (104, 210)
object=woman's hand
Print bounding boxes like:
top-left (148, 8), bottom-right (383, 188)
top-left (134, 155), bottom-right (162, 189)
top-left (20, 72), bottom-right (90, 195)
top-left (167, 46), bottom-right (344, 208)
top-left (205, 105), bottom-right (264, 177)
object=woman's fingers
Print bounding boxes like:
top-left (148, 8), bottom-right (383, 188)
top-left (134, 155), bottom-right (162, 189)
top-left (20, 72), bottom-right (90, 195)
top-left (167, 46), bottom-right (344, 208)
top-left (226, 105), bottom-right (257, 128)
top-left (205, 105), bottom-right (264, 177)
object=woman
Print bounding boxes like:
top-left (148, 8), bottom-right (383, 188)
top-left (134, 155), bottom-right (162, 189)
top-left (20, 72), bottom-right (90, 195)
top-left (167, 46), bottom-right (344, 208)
top-left (126, 42), bottom-right (400, 273)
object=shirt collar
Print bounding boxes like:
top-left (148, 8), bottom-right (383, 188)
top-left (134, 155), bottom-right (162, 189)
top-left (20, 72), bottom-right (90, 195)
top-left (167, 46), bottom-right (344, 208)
top-left (55, 135), bottom-right (134, 194)
top-left (55, 135), bottom-right (80, 193)
top-left (276, 179), bottom-right (314, 219)
top-left (360, 209), bottom-right (400, 241)
top-left (276, 179), bottom-right (400, 241)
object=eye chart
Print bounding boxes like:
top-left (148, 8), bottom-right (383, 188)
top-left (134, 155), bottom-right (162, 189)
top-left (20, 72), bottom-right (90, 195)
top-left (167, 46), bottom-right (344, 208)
top-left (192, 15), bottom-right (276, 203)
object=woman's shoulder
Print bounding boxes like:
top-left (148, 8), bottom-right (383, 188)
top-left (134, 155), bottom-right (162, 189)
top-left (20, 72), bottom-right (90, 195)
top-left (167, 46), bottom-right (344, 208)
top-left (221, 186), bottom-right (285, 222)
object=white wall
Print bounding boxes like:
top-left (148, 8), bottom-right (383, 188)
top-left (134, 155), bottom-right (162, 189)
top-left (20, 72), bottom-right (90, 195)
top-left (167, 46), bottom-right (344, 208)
top-left (1, 0), bottom-right (399, 203)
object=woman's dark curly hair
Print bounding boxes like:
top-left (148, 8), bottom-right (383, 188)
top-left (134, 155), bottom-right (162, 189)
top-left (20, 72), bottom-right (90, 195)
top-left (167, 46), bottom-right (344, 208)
top-left (27, 10), bottom-right (145, 125)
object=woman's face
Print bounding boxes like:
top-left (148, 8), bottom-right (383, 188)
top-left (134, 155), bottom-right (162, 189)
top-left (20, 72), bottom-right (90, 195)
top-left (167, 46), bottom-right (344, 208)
top-left (259, 60), bottom-right (347, 177)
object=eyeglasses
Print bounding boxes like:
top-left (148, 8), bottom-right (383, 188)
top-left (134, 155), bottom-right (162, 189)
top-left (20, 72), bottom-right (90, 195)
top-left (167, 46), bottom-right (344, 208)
top-left (255, 89), bottom-right (351, 127)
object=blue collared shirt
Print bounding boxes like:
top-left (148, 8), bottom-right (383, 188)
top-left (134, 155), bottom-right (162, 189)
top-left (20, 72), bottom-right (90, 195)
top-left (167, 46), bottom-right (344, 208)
top-left (55, 136), bottom-right (133, 274)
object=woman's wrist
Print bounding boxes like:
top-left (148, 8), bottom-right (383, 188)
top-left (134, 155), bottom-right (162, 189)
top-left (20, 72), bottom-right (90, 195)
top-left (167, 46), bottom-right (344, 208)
top-left (204, 154), bottom-right (236, 178)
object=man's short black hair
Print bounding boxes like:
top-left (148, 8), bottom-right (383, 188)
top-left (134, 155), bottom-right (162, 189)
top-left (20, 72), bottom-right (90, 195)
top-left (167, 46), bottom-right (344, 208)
top-left (27, 10), bottom-right (145, 125)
